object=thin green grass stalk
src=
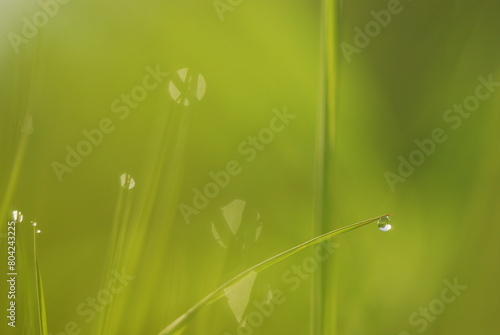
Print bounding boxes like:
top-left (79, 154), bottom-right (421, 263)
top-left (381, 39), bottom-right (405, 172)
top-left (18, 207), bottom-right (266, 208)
top-left (316, 0), bottom-right (338, 334)
top-left (124, 102), bottom-right (193, 334)
top-left (15, 213), bottom-right (34, 334)
top-left (157, 214), bottom-right (392, 335)
top-left (0, 31), bottom-right (40, 222)
top-left (104, 101), bottom-right (191, 334)
top-left (121, 100), bottom-right (176, 279)
top-left (33, 225), bottom-right (47, 335)
top-left (95, 179), bottom-right (134, 335)
top-left (147, 105), bottom-right (193, 333)
top-left (11, 212), bottom-right (45, 335)
top-left (0, 134), bottom-right (28, 222)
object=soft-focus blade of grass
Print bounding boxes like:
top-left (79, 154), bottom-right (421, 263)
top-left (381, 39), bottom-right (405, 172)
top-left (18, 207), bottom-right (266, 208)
top-left (11, 212), bottom-right (43, 335)
top-left (316, 0), bottom-right (338, 334)
top-left (0, 133), bottom-right (29, 222)
top-left (146, 106), bottom-right (193, 333)
top-left (102, 101), bottom-right (192, 334)
top-left (98, 107), bottom-right (175, 335)
top-left (123, 104), bottom-right (192, 334)
top-left (33, 226), bottom-right (47, 335)
top-left (158, 214), bottom-right (391, 335)
top-left (95, 181), bottom-right (134, 335)
top-left (0, 74), bottom-right (36, 224)
top-left (17, 214), bottom-right (34, 334)
top-left (0, 29), bottom-right (41, 222)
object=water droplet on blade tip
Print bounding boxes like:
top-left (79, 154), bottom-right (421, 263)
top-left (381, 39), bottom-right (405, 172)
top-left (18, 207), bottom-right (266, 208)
top-left (377, 216), bottom-right (392, 232)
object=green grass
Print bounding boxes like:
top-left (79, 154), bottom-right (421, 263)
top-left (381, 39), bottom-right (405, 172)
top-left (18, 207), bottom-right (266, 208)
top-left (158, 214), bottom-right (391, 335)
top-left (2, 0), bottom-right (500, 334)
top-left (32, 223), bottom-right (48, 335)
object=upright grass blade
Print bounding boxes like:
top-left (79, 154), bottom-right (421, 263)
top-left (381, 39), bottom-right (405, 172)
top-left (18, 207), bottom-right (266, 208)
top-left (122, 102), bottom-right (193, 334)
top-left (0, 33), bottom-right (40, 222)
top-left (317, 0), bottom-right (339, 334)
top-left (33, 225), bottom-right (47, 335)
top-left (95, 177), bottom-right (134, 335)
top-left (157, 214), bottom-right (392, 335)
top-left (11, 211), bottom-right (44, 334)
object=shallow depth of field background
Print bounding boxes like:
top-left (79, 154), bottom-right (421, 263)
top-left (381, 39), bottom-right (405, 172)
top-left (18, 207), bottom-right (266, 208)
top-left (1, 0), bottom-right (499, 334)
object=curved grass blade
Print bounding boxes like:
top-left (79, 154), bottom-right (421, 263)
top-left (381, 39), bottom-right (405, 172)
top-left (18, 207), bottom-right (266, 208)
top-left (157, 213), bottom-right (392, 335)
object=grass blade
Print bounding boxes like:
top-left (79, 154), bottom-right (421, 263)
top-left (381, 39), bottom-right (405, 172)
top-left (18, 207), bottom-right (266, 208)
top-left (33, 225), bottom-right (47, 335)
top-left (317, 0), bottom-right (339, 333)
top-left (316, 0), bottom-right (339, 335)
top-left (158, 213), bottom-right (392, 335)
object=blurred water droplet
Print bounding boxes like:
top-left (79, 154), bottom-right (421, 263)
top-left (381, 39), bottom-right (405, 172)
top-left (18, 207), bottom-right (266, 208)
top-left (222, 199), bottom-right (246, 235)
top-left (168, 68), bottom-right (206, 106)
top-left (36, 230), bottom-right (41, 234)
top-left (212, 199), bottom-right (264, 249)
top-left (120, 173), bottom-right (136, 189)
top-left (377, 216), bottom-right (392, 232)
top-left (11, 210), bottom-right (23, 222)
top-left (32, 222), bottom-right (37, 226)
top-left (211, 222), bottom-right (227, 248)
top-left (224, 271), bottom-right (257, 323)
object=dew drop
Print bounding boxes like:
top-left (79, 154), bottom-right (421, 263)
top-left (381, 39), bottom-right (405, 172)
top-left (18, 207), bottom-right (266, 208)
top-left (120, 173), bottom-right (136, 189)
top-left (36, 230), bottom-right (41, 234)
top-left (11, 210), bottom-right (23, 222)
top-left (377, 216), bottom-right (392, 232)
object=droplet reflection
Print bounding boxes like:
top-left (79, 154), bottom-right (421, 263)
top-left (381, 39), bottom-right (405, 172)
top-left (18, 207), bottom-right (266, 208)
top-left (120, 173), bottom-right (136, 189)
top-left (377, 216), bottom-right (392, 232)
top-left (11, 210), bottom-right (23, 222)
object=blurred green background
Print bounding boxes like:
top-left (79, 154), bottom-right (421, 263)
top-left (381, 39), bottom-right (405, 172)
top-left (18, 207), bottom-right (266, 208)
top-left (1, 0), bottom-right (499, 334)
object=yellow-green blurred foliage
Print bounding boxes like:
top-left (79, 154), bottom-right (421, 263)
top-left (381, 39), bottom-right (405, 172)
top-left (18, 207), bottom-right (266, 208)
top-left (1, 0), bottom-right (499, 334)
